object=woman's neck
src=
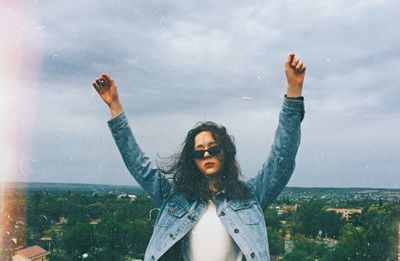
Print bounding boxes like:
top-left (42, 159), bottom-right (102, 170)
top-left (208, 178), bottom-right (218, 197)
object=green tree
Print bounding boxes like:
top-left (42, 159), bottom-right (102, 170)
top-left (127, 219), bottom-right (154, 257)
top-left (282, 250), bottom-right (308, 261)
top-left (323, 224), bottom-right (367, 261)
top-left (285, 234), bottom-right (327, 260)
top-left (293, 200), bottom-right (345, 238)
top-left (63, 222), bottom-right (94, 258)
top-left (96, 217), bottom-right (126, 251)
top-left (267, 227), bottom-right (284, 255)
top-left (264, 207), bottom-right (281, 229)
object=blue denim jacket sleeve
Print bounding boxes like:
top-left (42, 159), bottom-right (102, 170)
top-left (247, 97), bottom-right (304, 209)
top-left (107, 112), bottom-right (172, 205)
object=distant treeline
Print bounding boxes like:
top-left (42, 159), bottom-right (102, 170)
top-left (1, 182), bottom-right (145, 195)
top-left (3, 182), bottom-right (400, 194)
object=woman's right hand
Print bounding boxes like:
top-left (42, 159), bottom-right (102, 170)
top-left (93, 73), bottom-right (123, 117)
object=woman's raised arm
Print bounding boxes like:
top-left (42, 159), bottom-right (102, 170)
top-left (93, 74), bottom-right (172, 205)
top-left (246, 54), bottom-right (306, 209)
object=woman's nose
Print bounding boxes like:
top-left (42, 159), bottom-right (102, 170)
top-left (203, 151), bottom-right (211, 158)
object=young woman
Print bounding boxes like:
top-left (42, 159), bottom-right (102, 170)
top-left (92, 53), bottom-right (306, 261)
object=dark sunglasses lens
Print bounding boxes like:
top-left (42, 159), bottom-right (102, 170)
top-left (208, 145), bottom-right (221, 156)
top-left (193, 150), bottom-right (204, 159)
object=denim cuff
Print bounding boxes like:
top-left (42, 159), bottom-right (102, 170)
top-left (282, 96), bottom-right (305, 121)
top-left (107, 111), bottom-right (128, 131)
top-left (283, 95), bottom-right (304, 109)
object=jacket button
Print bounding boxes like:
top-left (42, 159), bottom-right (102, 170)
top-left (234, 228), bottom-right (239, 233)
top-left (220, 211), bottom-right (225, 216)
top-left (169, 233), bottom-right (176, 240)
top-left (151, 255), bottom-right (156, 260)
top-left (167, 207), bottom-right (174, 212)
top-left (251, 252), bottom-right (255, 258)
top-left (187, 214), bottom-right (197, 222)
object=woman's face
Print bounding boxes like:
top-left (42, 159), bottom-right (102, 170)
top-left (193, 131), bottom-right (223, 176)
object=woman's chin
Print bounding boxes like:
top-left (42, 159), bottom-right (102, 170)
top-left (202, 170), bottom-right (219, 176)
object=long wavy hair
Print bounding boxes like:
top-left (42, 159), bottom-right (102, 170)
top-left (160, 121), bottom-right (251, 201)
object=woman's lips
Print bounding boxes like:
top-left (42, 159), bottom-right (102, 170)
top-left (204, 162), bottom-right (214, 168)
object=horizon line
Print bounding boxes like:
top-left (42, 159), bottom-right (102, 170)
top-left (1, 181), bottom-right (400, 190)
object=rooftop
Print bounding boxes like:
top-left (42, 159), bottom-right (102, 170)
top-left (14, 245), bottom-right (48, 259)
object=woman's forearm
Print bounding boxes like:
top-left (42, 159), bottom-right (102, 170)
top-left (286, 85), bottom-right (303, 98)
top-left (109, 101), bottom-right (124, 118)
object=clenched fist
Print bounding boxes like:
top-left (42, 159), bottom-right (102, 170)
top-left (93, 73), bottom-right (123, 117)
top-left (285, 53), bottom-right (306, 97)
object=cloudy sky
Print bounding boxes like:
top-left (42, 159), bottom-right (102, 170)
top-left (1, 0), bottom-right (399, 188)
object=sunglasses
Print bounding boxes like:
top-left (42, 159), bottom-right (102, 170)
top-left (193, 144), bottom-right (222, 159)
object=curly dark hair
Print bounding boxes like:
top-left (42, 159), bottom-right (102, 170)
top-left (160, 121), bottom-right (251, 201)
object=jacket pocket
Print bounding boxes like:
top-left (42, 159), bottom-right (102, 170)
top-left (157, 202), bottom-right (188, 228)
top-left (229, 200), bottom-right (263, 225)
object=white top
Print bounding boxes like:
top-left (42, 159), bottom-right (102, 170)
top-left (181, 200), bottom-right (243, 261)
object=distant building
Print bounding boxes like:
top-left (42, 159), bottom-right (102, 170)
top-left (12, 245), bottom-right (49, 261)
top-left (57, 217), bottom-right (68, 225)
top-left (325, 207), bottom-right (362, 221)
top-left (89, 219), bottom-right (101, 225)
top-left (117, 193), bottom-right (137, 202)
top-left (276, 204), bottom-right (298, 215)
top-left (284, 239), bottom-right (294, 253)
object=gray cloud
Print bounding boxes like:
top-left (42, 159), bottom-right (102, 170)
top-left (2, 0), bottom-right (399, 188)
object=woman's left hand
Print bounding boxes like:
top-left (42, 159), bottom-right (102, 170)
top-left (285, 53), bottom-right (306, 97)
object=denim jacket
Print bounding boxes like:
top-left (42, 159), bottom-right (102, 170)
top-left (107, 97), bottom-right (304, 261)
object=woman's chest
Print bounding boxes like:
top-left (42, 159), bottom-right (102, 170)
top-left (155, 195), bottom-right (264, 230)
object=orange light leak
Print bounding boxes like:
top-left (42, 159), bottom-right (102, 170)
top-left (1, 2), bottom-right (43, 257)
